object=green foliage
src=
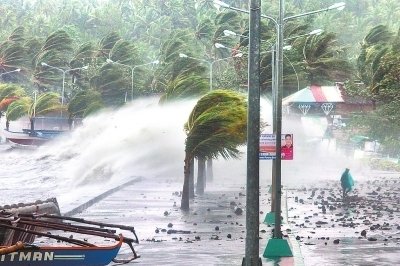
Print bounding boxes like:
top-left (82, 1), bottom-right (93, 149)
top-left (368, 158), bottom-right (400, 172)
top-left (98, 32), bottom-right (121, 58)
top-left (298, 32), bottom-right (353, 84)
top-left (160, 73), bottom-right (208, 103)
top-left (109, 40), bottom-right (138, 65)
top-left (6, 96), bottom-right (32, 121)
top-left (0, 83), bottom-right (26, 100)
top-left (31, 92), bottom-right (63, 117)
top-left (0, 40), bottom-right (27, 70)
top-left (6, 92), bottom-right (61, 121)
top-left (89, 63), bottom-right (127, 106)
top-left (185, 89), bottom-right (247, 160)
top-left (33, 30), bottom-right (74, 87)
top-left (68, 89), bottom-right (104, 118)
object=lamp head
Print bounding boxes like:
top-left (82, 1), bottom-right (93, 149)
top-left (213, 0), bottom-right (229, 8)
top-left (41, 62), bottom-right (48, 67)
top-left (234, 53), bottom-right (243, 58)
top-left (15, 68), bottom-right (21, 72)
top-left (106, 59), bottom-right (113, 64)
top-left (309, 29), bottom-right (323, 35)
top-left (329, 2), bottom-right (345, 11)
top-left (214, 43), bottom-right (226, 49)
top-left (283, 45), bottom-right (292, 51)
top-left (179, 53), bottom-right (188, 58)
top-left (152, 60), bottom-right (160, 64)
top-left (223, 30), bottom-right (237, 37)
top-left (81, 66), bottom-right (89, 70)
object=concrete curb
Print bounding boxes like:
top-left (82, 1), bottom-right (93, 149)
top-left (63, 177), bottom-right (143, 216)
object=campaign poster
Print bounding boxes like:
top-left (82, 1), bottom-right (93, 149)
top-left (259, 134), bottom-right (293, 160)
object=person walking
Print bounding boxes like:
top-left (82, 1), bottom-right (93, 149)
top-left (340, 168), bottom-right (354, 201)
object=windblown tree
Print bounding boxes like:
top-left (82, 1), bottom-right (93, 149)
top-left (67, 89), bottom-right (104, 129)
top-left (0, 83), bottom-right (26, 118)
top-left (6, 92), bottom-right (62, 132)
top-left (357, 25), bottom-right (393, 91)
top-left (0, 26), bottom-right (27, 80)
top-left (89, 63), bottom-right (127, 107)
top-left (32, 30), bottom-right (73, 90)
top-left (157, 30), bottom-right (208, 101)
top-left (181, 89), bottom-right (247, 211)
top-left (351, 25), bottom-right (400, 156)
top-left (295, 32), bottom-right (353, 85)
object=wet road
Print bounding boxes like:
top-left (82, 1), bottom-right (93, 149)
top-left (70, 178), bottom-right (297, 266)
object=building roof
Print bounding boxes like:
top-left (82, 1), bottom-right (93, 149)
top-left (283, 85), bottom-right (344, 105)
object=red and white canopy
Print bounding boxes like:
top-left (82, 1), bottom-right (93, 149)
top-left (283, 85), bottom-right (344, 105)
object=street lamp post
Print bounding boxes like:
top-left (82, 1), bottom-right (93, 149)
top-left (106, 59), bottom-right (159, 101)
top-left (179, 53), bottom-right (243, 91)
top-left (0, 68), bottom-right (21, 80)
top-left (41, 63), bottom-right (88, 108)
top-left (274, 0), bottom-right (345, 241)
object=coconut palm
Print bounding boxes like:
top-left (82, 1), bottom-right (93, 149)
top-left (89, 63), bottom-right (127, 107)
top-left (6, 92), bottom-right (62, 132)
top-left (357, 25), bottom-right (393, 92)
top-left (181, 89), bottom-right (247, 210)
top-left (296, 32), bottom-right (353, 85)
top-left (32, 30), bottom-right (73, 89)
top-left (159, 73), bottom-right (208, 103)
top-left (0, 33), bottom-right (27, 74)
top-left (0, 83), bottom-right (27, 118)
top-left (67, 89), bottom-right (104, 128)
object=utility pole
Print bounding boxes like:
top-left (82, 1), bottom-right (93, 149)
top-left (244, 0), bottom-right (261, 264)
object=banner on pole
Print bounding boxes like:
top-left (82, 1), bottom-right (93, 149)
top-left (260, 134), bottom-right (293, 160)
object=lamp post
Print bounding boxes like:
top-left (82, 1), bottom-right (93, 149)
top-left (41, 63), bottom-right (88, 108)
top-left (179, 53), bottom-right (243, 91)
top-left (214, 0), bottom-right (346, 259)
top-left (0, 68), bottom-right (21, 79)
top-left (106, 59), bottom-right (159, 101)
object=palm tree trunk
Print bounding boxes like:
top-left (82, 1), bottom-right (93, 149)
top-left (30, 117), bottom-right (35, 135)
top-left (181, 153), bottom-right (191, 211)
top-left (196, 157), bottom-right (205, 195)
top-left (206, 158), bottom-right (214, 182)
top-left (189, 157), bottom-right (195, 199)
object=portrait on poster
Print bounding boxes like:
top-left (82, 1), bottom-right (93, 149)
top-left (259, 134), bottom-right (294, 160)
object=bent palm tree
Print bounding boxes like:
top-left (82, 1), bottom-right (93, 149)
top-left (6, 92), bottom-right (62, 132)
top-left (181, 90), bottom-right (247, 210)
top-left (0, 83), bottom-right (26, 118)
top-left (67, 89), bottom-right (104, 128)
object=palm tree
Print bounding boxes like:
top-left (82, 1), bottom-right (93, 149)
top-left (32, 30), bottom-right (73, 89)
top-left (67, 89), bottom-right (104, 129)
top-left (6, 92), bottom-right (62, 132)
top-left (0, 27), bottom-right (27, 75)
top-left (357, 25), bottom-right (393, 92)
top-left (89, 63), bottom-right (127, 107)
top-left (0, 83), bottom-right (26, 119)
top-left (159, 73), bottom-right (208, 103)
top-left (296, 32), bottom-right (353, 85)
top-left (181, 89), bottom-right (247, 210)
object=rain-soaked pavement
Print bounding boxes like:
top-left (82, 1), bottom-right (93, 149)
top-left (286, 173), bottom-right (400, 266)
top-left (61, 173), bottom-right (400, 266)
top-left (66, 178), bottom-right (297, 265)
